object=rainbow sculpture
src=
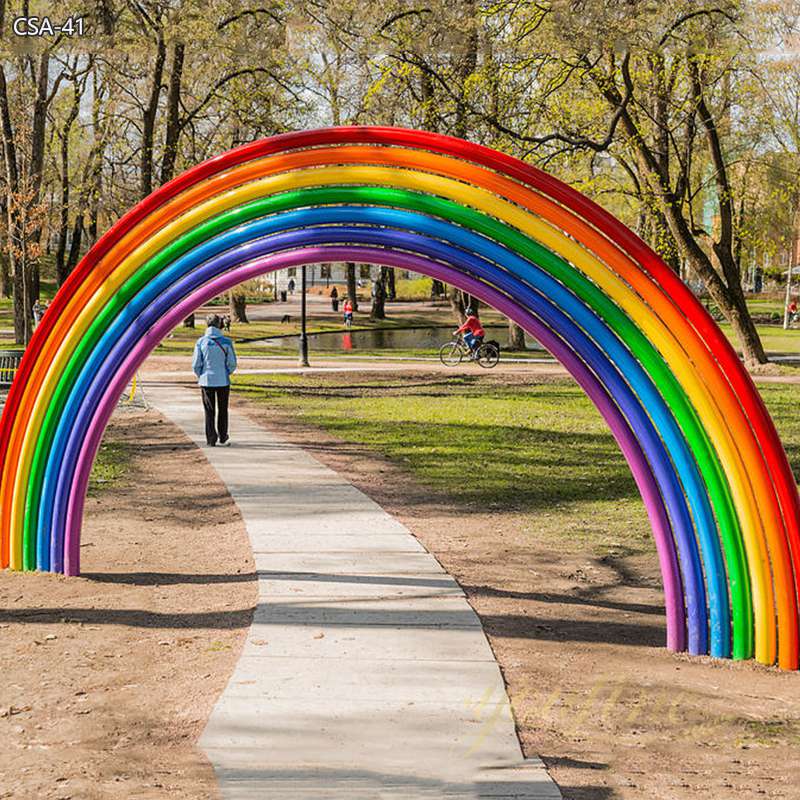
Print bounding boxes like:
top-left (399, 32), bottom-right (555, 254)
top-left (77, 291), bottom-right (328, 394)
top-left (0, 127), bottom-right (798, 669)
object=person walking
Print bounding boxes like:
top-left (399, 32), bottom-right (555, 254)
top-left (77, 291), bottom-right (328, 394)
top-left (330, 285), bottom-right (339, 312)
top-left (343, 298), bottom-right (353, 328)
top-left (192, 314), bottom-right (238, 447)
top-left (32, 299), bottom-right (47, 328)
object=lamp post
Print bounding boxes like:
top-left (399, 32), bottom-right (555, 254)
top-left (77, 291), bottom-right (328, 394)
top-left (299, 264), bottom-right (310, 366)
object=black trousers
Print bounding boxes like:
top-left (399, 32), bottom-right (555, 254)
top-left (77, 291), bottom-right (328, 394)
top-left (201, 386), bottom-right (230, 445)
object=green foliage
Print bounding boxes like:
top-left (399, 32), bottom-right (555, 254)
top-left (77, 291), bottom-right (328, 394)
top-left (393, 277), bottom-right (433, 301)
top-left (1, 0), bottom-right (798, 360)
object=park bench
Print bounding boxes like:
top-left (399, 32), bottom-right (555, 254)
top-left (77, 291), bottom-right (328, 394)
top-left (0, 349), bottom-right (21, 391)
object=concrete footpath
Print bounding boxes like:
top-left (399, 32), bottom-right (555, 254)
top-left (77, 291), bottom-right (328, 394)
top-left (146, 385), bottom-right (561, 799)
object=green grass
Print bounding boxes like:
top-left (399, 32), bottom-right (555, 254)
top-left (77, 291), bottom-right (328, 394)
top-left (718, 323), bottom-right (800, 354)
top-left (87, 440), bottom-right (132, 496)
top-left (233, 372), bottom-right (800, 554)
top-left (234, 373), bottom-right (653, 550)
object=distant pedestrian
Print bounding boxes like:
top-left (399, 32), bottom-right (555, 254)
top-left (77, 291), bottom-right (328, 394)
top-left (343, 298), bottom-right (353, 328)
top-left (288, 277), bottom-right (296, 294)
top-left (192, 314), bottom-right (238, 447)
top-left (222, 314), bottom-right (232, 332)
top-left (330, 285), bottom-right (339, 312)
top-left (32, 299), bottom-right (47, 328)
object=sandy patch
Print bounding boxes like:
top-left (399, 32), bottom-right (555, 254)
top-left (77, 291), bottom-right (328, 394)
top-left (0, 408), bottom-right (255, 800)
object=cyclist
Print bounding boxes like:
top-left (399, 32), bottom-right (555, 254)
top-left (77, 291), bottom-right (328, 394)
top-left (454, 307), bottom-right (485, 356)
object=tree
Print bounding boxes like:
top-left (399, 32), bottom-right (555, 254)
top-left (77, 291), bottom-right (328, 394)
top-left (53, 58), bottom-right (91, 286)
top-left (370, 0), bottom-right (778, 366)
top-left (228, 289), bottom-right (248, 324)
top-left (507, 319), bottom-right (526, 351)
top-left (370, 266), bottom-right (389, 320)
top-left (0, 17), bottom-right (64, 343)
top-left (345, 263), bottom-right (359, 311)
top-left (374, 0), bottom-right (528, 336)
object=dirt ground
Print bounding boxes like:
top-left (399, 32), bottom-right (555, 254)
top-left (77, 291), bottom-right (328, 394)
top-left (234, 395), bottom-right (800, 800)
top-left (0, 409), bottom-right (256, 800)
top-left (3, 368), bottom-right (799, 800)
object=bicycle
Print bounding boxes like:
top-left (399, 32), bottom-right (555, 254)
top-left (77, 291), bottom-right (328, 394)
top-left (439, 335), bottom-right (500, 369)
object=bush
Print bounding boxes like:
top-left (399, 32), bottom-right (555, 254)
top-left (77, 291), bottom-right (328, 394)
top-left (394, 277), bottom-right (433, 301)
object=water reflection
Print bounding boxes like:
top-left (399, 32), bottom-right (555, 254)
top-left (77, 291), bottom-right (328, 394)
top-left (255, 326), bottom-right (543, 352)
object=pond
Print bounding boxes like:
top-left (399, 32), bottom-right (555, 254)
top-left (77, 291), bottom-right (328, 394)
top-left (253, 325), bottom-right (545, 352)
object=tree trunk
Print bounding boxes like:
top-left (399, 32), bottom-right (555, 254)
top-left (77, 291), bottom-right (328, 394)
top-left (430, 279), bottom-right (444, 299)
top-left (699, 250), bottom-right (767, 367)
top-left (229, 290), bottom-right (248, 323)
top-left (370, 267), bottom-right (388, 320)
top-left (453, 2), bottom-right (478, 138)
top-left (55, 133), bottom-right (71, 284)
top-left (346, 262), bottom-right (359, 311)
top-left (56, 74), bottom-right (82, 286)
top-left (448, 288), bottom-right (479, 324)
top-left (141, 31), bottom-right (166, 198)
top-left (0, 250), bottom-right (8, 298)
top-left (660, 193), bottom-right (768, 365)
top-left (448, 286), bottom-right (466, 323)
top-left (386, 267), bottom-right (396, 300)
top-left (507, 320), bottom-right (526, 350)
top-left (65, 215), bottom-right (84, 274)
top-left (87, 59), bottom-right (105, 247)
top-left (160, 41), bottom-right (185, 185)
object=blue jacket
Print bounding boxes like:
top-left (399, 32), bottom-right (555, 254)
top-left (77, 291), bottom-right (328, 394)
top-left (193, 327), bottom-right (237, 387)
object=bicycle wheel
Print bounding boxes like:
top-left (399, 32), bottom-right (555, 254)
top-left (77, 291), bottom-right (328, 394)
top-left (439, 341), bottom-right (464, 366)
top-left (476, 343), bottom-right (500, 368)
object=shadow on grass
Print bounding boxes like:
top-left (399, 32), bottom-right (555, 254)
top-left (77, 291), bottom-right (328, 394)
top-left (137, 389), bottom-right (640, 516)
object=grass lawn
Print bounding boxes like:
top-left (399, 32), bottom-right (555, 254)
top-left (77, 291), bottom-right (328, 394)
top-left (235, 371), bottom-right (800, 556)
top-left (87, 439), bottom-right (132, 495)
top-left (718, 323), bottom-right (800, 354)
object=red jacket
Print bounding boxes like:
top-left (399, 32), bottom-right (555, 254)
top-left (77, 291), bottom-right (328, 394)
top-left (456, 315), bottom-right (485, 337)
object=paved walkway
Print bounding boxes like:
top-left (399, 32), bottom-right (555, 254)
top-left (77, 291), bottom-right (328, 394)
top-left (146, 385), bottom-right (561, 799)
